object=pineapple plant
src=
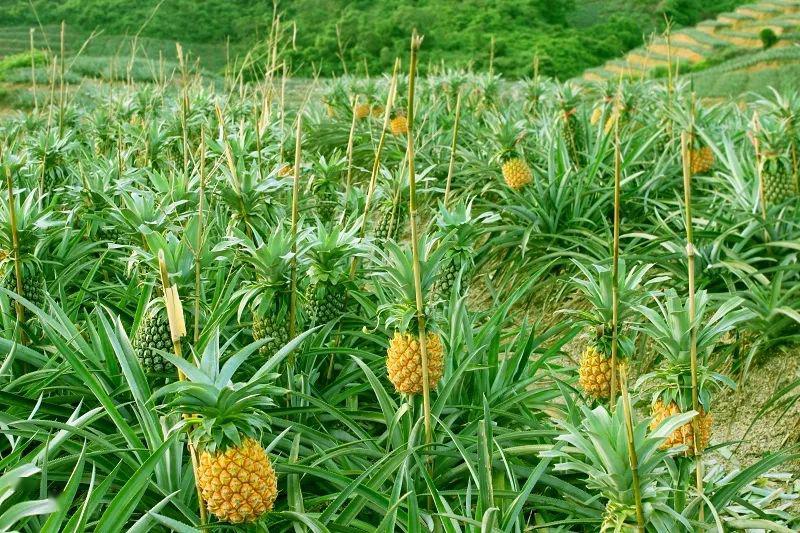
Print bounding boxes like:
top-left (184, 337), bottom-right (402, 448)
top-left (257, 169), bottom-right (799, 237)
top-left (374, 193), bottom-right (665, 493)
top-left (29, 130), bottom-right (76, 191)
top-left (373, 171), bottom-right (409, 243)
top-left (162, 331), bottom-right (283, 524)
top-left (490, 115), bottom-right (532, 190)
top-left (429, 199), bottom-right (497, 303)
top-left (637, 290), bottom-right (752, 455)
top-left (374, 238), bottom-right (448, 395)
top-left (304, 223), bottom-right (361, 326)
top-left (2, 264), bottom-right (46, 309)
top-left (310, 153), bottom-right (345, 222)
top-left (689, 145), bottom-right (714, 176)
top-left (758, 120), bottom-right (797, 204)
top-left (236, 225), bottom-right (295, 359)
top-left (543, 398), bottom-right (696, 531)
top-left (571, 260), bottom-right (652, 400)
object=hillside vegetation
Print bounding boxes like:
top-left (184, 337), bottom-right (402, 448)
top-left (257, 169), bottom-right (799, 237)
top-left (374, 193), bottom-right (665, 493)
top-left (1, 0), bottom-right (747, 79)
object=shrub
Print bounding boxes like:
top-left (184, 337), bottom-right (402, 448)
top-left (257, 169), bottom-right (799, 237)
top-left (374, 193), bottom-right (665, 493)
top-left (760, 28), bottom-right (779, 49)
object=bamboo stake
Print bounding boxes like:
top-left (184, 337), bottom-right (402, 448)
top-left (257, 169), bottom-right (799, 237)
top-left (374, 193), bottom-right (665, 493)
top-left (157, 250), bottom-right (205, 525)
top-left (193, 130), bottom-right (206, 343)
top-left (2, 151), bottom-right (27, 344)
top-left (619, 365), bottom-right (646, 532)
top-left (30, 29), bottom-right (38, 112)
top-left (680, 130), bottom-right (704, 509)
top-left (58, 22), bottom-right (65, 136)
top-left (289, 113), bottom-right (302, 345)
top-left (340, 96), bottom-right (359, 225)
top-left (610, 89), bottom-right (622, 410)
top-left (405, 30), bottom-right (434, 449)
top-left (443, 89), bottom-right (462, 208)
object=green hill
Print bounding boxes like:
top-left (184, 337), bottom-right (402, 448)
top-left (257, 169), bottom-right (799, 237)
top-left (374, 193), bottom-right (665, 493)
top-left (0, 0), bottom-right (748, 79)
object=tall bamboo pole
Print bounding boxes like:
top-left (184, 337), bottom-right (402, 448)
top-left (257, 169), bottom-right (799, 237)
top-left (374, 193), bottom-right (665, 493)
top-left (405, 30), bottom-right (433, 448)
top-left (443, 90), bottom-right (462, 208)
top-left (610, 90), bottom-right (622, 410)
top-left (30, 29), bottom-right (38, 112)
top-left (193, 130), bottom-right (206, 343)
top-left (619, 366), bottom-right (645, 532)
top-left (680, 130), bottom-right (704, 508)
top-left (289, 113), bottom-right (302, 345)
top-left (2, 150), bottom-right (27, 344)
top-left (340, 96), bottom-right (359, 225)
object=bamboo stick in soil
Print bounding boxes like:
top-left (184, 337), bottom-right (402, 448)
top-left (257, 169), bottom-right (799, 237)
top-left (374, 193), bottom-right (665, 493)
top-left (405, 30), bottom-right (434, 450)
top-left (2, 152), bottom-right (27, 345)
top-left (443, 89), bottom-right (462, 208)
top-left (609, 91), bottom-right (622, 409)
top-left (680, 130), bottom-right (704, 511)
top-left (619, 366), bottom-right (646, 532)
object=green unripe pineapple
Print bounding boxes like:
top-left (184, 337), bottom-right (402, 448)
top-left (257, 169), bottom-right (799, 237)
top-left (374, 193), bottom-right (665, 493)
top-left (252, 314), bottom-right (289, 358)
top-left (431, 256), bottom-right (460, 302)
top-left (762, 155), bottom-right (796, 204)
top-left (305, 282), bottom-right (346, 325)
top-left (133, 310), bottom-right (173, 375)
top-left (3, 274), bottom-right (46, 309)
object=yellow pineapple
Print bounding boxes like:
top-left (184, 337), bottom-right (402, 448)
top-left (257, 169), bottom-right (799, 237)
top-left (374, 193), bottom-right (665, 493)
top-left (501, 158), bottom-right (533, 190)
top-left (167, 331), bottom-right (283, 524)
top-left (390, 114), bottom-right (408, 136)
top-left (354, 102), bottom-right (371, 120)
top-left (198, 438), bottom-right (277, 523)
top-left (578, 345), bottom-right (612, 399)
top-left (386, 331), bottom-right (444, 394)
top-left (649, 400), bottom-right (712, 455)
top-left (689, 146), bottom-right (714, 175)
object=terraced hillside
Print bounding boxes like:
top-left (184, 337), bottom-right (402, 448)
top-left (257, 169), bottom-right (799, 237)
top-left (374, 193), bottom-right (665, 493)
top-left (583, 0), bottom-right (800, 82)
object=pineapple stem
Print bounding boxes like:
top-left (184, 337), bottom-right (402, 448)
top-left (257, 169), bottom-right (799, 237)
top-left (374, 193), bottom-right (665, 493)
top-left (29, 29), bottom-right (37, 111)
top-left (680, 128), bottom-right (704, 510)
top-left (619, 367), bottom-right (645, 532)
top-left (193, 129), bottom-right (206, 344)
top-left (444, 89), bottom-right (462, 208)
top-left (2, 150), bottom-right (27, 345)
top-left (405, 30), bottom-right (434, 452)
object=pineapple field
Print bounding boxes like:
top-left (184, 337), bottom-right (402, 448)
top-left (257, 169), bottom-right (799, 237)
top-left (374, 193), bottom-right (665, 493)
top-left (2, 6), bottom-right (800, 533)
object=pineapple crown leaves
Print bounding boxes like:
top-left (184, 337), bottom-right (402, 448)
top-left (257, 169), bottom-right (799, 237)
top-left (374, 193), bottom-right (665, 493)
top-left (542, 400), bottom-right (695, 531)
top-left (433, 198), bottom-right (499, 257)
top-left (135, 230), bottom-right (210, 289)
top-left (304, 222), bottom-right (365, 286)
top-left (756, 115), bottom-right (792, 159)
top-left (309, 152), bottom-right (347, 193)
top-left (372, 237), bottom-right (447, 332)
top-left (568, 259), bottom-right (663, 330)
top-left (635, 289), bottom-right (753, 364)
top-left (154, 330), bottom-right (286, 452)
top-left (231, 224), bottom-right (306, 319)
top-left (0, 188), bottom-right (57, 263)
top-left (487, 113), bottom-right (527, 162)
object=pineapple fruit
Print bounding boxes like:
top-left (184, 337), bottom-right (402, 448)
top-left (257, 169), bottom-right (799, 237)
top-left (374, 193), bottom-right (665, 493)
top-left (491, 115), bottom-right (532, 190)
top-left (236, 225), bottom-right (294, 359)
top-left (390, 113), bottom-right (408, 136)
top-left (355, 102), bottom-right (371, 120)
top-left (375, 239), bottom-right (449, 395)
top-left (649, 400), bottom-right (712, 454)
top-left (375, 202), bottom-right (405, 242)
top-left (571, 260), bottom-right (647, 400)
top-left (133, 303), bottom-right (173, 375)
top-left (429, 200), bottom-right (496, 303)
top-left (689, 146), bottom-right (714, 176)
top-left (3, 270), bottom-right (46, 309)
top-left (304, 224), bottom-right (361, 326)
top-left (167, 332), bottom-right (281, 524)
top-left (758, 119), bottom-right (798, 204)
top-left (557, 85), bottom-right (585, 166)
top-left (639, 289), bottom-right (751, 456)
top-left (386, 331), bottom-right (444, 394)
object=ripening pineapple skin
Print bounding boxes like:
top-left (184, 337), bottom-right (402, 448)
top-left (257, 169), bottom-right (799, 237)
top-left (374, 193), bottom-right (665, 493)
top-left (3, 274), bottom-right (46, 309)
top-left (386, 332), bottom-right (444, 394)
top-left (133, 311), bottom-right (172, 374)
top-left (375, 206), bottom-right (403, 242)
top-left (689, 147), bottom-right (714, 175)
top-left (198, 438), bottom-right (278, 523)
top-left (578, 345), bottom-right (612, 399)
top-left (501, 158), bottom-right (532, 190)
top-left (252, 315), bottom-right (289, 358)
top-left (649, 400), bottom-right (712, 455)
top-left (390, 115), bottom-right (408, 136)
top-left (431, 257), bottom-right (459, 302)
top-left (355, 103), bottom-right (371, 120)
